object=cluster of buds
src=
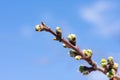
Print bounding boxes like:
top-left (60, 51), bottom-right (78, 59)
top-left (69, 49), bottom-right (82, 60)
top-left (79, 66), bottom-right (90, 75)
top-left (67, 34), bottom-right (76, 46)
top-left (35, 23), bottom-right (45, 32)
top-left (100, 57), bottom-right (119, 79)
top-left (53, 27), bottom-right (62, 41)
top-left (82, 49), bottom-right (92, 58)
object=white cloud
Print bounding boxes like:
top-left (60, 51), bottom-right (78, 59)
top-left (79, 1), bottom-right (120, 37)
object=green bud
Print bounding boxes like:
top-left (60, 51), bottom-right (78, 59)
top-left (67, 34), bottom-right (76, 41)
top-left (106, 69), bottom-right (116, 79)
top-left (35, 24), bottom-right (45, 32)
top-left (79, 66), bottom-right (84, 73)
top-left (75, 55), bottom-right (82, 60)
top-left (100, 58), bottom-right (107, 67)
top-left (56, 27), bottom-right (61, 33)
top-left (106, 72), bottom-right (113, 79)
top-left (35, 25), bottom-right (41, 31)
top-left (108, 56), bottom-right (114, 64)
top-left (87, 49), bottom-right (92, 54)
top-left (113, 63), bottom-right (118, 70)
top-left (83, 49), bottom-right (92, 58)
top-left (101, 62), bottom-right (107, 67)
top-left (69, 49), bottom-right (77, 57)
top-left (110, 69), bottom-right (116, 75)
top-left (101, 58), bottom-right (107, 63)
top-left (55, 27), bottom-right (62, 40)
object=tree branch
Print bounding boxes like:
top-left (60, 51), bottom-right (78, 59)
top-left (35, 22), bottom-right (120, 80)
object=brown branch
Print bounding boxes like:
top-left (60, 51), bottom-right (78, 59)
top-left (111, 75), bottom-right (120, 80)
top-left (36, 22), bottom-right (120, 80)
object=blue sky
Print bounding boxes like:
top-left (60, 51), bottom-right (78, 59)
top-left (0, 0), bottom-right (120, 80)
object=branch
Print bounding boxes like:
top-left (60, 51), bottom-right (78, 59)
top-left (35, 22), bottom-right (120, 80)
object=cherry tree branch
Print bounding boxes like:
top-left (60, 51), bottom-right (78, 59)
top-left (35, 22), bottom-right (120, 80)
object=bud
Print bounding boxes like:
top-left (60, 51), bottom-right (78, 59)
top-left (101, 58), bottom-right (107, 67)
top-left (101, 58), bottom-right (107, 63)
top-left (56, 27), bottom-right (61, 33)
top-left (75, 55), bottom-right (82, 60)
top-left (67, 34), bottom-right (76, 41)
top-left (108, 56), bottom-right (114, 64)
top-left (101, 62), bottom-right (107, 67)
top-left (69, 49), bottom-right (77, 57)
top-left (35, 25), bottom-right (41, 31)
top-left (106, 69), bottom-right (116, 79)
top-left (79, 66), bottom-right (84, 73)
top-left (110, 69), bottom-right (116, 75)
top-left (82, 49), bottom-right (92, 58)
top-left (35, 24), bottom-right (45, 32)
top-left (87, 49), bottom-right (92, 54)
top-left (113, 63), bottom-right (118, 70)
top-left (106, 72), bottom-right (113, 79)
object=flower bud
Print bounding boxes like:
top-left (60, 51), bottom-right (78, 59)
top-left (109, 69), bottom-right (116, 75)
top-left (75, 55), bottom-right (82, 60)
top-left (35, 25), bottom-right (41, 31)
top-left (101, 62), bottom-right (107, 67)
top-left (56, 27), bottom-right (61, 33)
top-left (67, 34), bottom-right (76, 41)
top-left (35, 24), bottom-right (45, 32)
top-left (69, 49), bottom-right (77, 57)
top-left (113, 63), bottom-right (118, 70)
top-left (108, 56), bottom-right (114, 64)
top-left (106, 72), bottom-right (113, 79)
top-left (101, 58), bottom-right (107, 67)
top-left (82, 49), bottom-right (92, 58)
top-left (87, 49), bottom-right (92, 54)
top-left (106, 69), bottom-right (116, 79)
top-left (101, 58), bottom-right (107, 63)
